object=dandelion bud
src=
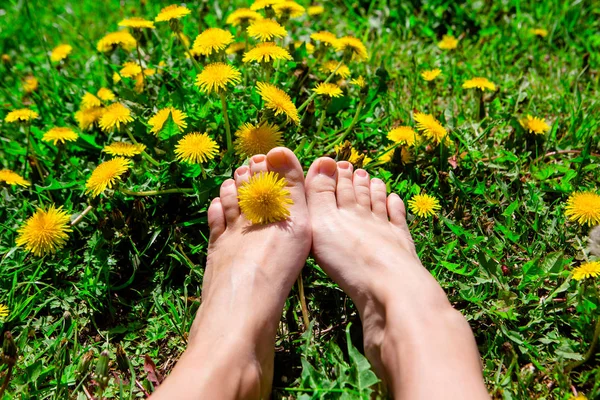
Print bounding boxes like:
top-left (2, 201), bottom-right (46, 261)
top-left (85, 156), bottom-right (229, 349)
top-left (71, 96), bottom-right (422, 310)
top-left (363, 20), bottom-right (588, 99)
top-left (115, 344), bottom-right (130, 374)
top-left (589, 225), bottom-right (600, 257)
top-left (2, 332), bottom-right (17, 366)
top-left (94, 350), bottom-right (110, 391)
top-left (76, 350), bottom-right (94, 378)
top-left (169, 18), bottom-right (181, 34)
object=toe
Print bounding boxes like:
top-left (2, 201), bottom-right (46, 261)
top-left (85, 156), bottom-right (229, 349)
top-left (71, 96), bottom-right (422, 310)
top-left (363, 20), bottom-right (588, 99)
top-left (234, 165), bottom-right (250, 187)
top-left (266, 147), bottom-right (309, 217)
top-left (352, 169), bottom-right (371, 209)
top-left (370, 178), bottom-right (388, 219)
top-left (220, 179), bottom-right (240, 224)
top-left (387, 193), bottom-right (408, 229)
top-left (336, 161), bottom-right (355, 208)
top-left (207, 197), bottom-right (226, 241)
top-left (305, 157), bottom-right (338, 213)
top-left (249, 154), bottom-right (268, 176)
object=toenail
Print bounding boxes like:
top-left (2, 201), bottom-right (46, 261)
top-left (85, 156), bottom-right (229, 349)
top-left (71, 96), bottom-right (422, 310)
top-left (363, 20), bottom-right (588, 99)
top-left (372, 178), bottom-right (384, 185)
top-left (267, 149), bottom-right (288, 168)
top-left (318, 158), bottom-right (337, 176)
top-left (236, 166), bottom-right (249, 176)
top-left (251, 155), bottom-right (266, 163)
top-left (338, 161), bottom-right (351, 170)
top-left (356, 169), bottom-right (367, 178)
top-left (223, 180), bottom-right (235, 187)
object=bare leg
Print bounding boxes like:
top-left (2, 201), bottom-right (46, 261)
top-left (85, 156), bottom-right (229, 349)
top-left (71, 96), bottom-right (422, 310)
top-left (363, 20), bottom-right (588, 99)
top-left (151, 148), bottom-right (311, 400)
top-left (304, 158), bottom-right (490, 399)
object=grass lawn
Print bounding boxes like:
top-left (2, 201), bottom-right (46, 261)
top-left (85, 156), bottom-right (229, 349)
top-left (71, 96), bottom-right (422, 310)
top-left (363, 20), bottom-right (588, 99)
top-left (1, 0), bottom-right (599, 398)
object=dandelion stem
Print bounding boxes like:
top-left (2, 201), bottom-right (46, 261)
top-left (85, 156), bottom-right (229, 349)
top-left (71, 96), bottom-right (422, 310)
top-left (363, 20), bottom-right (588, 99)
top-left (23, 123), bottom-right (32, 175)
top-left (324, 98), bottom-right (365, 152)
top-left (315, 109), bottom-right (327, 138)
top-left (71, 204), bottom-right (93, 226)
top-left (297, 60), bottom-right (342, 113)
top-left (119, 188), bottom-right (194, 196)
top-left (297, 271), bottom-right (310, 330)
top-left (125, 129), bottom-right (160, 167)
top-left (178, 32), bottom-right (202, 74)
top-left (135, 42), bottom-right (146, 89)
top-left (219, 91), bottom-right (233, 152)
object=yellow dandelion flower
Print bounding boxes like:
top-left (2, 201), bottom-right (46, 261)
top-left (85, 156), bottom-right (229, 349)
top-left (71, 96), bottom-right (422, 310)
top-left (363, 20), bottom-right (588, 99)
top-left (119, 61), bottom-right (143, 79)
top-left (413, 112), bottom-right (447, 143)
top-left (119, 17), bottom-right (155, 29)
top-left (247, 19), bottom-right (287, 42)
top-left (321, 60), bottom-right (351, 78)
top-left (0, 169), bottom-right (30, 187)
top-left (5, 108), bottom-right (39, 123)
top-left (572, 261), bottom-right (600, 281)
top-left (462, 77), bottom-right (496, 91)
top-left (243, 42), bottom-right (292, 63)
top-left (313, 82), bottom-right (343, 98)
top-left (85, 157), bottom-right (132, 197)
top-left (97, 31), bottom-right (137, 52)
top-left (273, 1), bottom-right (305, 18)
top-left (0, 304), bottom-right (8, 321)
top-left (226, 42), bottom-right (247, 55)
top-left (351, 76), bottom-right (366, 88)
top-left (565, 192), bottom-right (600, 226)
top-left (103, 142), bottom-right (146, 157)
top-left (438, 34), bottom-right (458, 50)
top-left (81, 92), bottom-right (102, 110)
top-left (96, 88), bottom-right (116, 102)
top-left (75, 107), bottom-right (104, 130)
top-left (192, 28), bottom-right (234, 56)
top-left (174, 132), bottom-right (219, 164)
top-left (519, 115), bottom-right (550, 135)
top-left (256, 82), bottom-right (299, 124)
top-left (99, 103), bottom-right (133, 132)
top-left (408, 193), bottom-right (441, 218)
top-left (50, 44), bottom-right (72, 62)
top-left (148, 107), bottom-right (188, 135)
top-left (238, 171), bottom-right (293, 224)
top-left (23, 76), bottom-right (38, 93)
top-left (421, 68), bottom-right (441, 81)
top-left (570, 394), bottom-right (587, 400)
top-left (334, 36), bottom-right (368, 61)
top-left (531, 28), bottom-right (548, 37)
top-left (226, 8), bottom-right (263, 26)
top-left (42, 127), bottom-right (78, 145)
top-left (387, 126), bottom-right (420, 146)
top-left (234, 122), bottom-right (283, 158)
top-left (155, 4), bottom-right (191, 22)
top-left (307, 5), bottom-right (325, 15)
top-left (16, 205), bottom-right (71, 257)
top-left (310, 31), bottom-right (338, 46)
top-left (195, 63), bottom-right (241, 94)
top-left (250, 0), bottom-right (284, 11)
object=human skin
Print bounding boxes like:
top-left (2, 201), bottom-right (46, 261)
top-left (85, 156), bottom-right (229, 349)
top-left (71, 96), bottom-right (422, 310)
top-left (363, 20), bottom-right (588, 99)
top-left (152, 149), bottom-right (489, 399)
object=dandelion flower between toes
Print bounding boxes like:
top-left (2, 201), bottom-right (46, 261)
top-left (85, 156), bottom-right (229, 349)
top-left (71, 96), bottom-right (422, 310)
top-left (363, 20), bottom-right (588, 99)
top-left (238, 171), bottom-right (293, 225)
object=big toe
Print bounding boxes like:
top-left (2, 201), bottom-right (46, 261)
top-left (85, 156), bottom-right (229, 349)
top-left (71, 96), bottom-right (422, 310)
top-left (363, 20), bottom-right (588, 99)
top-left (305, 157), bottom-right (338, 213)
top-left (266, 147), bottom-right (308, 216)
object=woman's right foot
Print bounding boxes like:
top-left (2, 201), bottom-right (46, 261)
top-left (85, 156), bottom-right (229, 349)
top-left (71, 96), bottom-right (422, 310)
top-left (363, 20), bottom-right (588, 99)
top-left (305, 158), bottom-right (489, 399)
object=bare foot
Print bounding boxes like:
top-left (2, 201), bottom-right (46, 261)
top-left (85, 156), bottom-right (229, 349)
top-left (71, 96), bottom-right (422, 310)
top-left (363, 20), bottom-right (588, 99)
top-left (153, 148), bottom-right (311, 400)
top-left (305, 158), bottom-right (489, 399)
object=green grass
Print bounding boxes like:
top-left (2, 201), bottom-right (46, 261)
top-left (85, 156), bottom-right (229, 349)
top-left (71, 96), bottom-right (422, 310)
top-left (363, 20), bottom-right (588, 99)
top-left (1, 0), bottom-right (600, 398)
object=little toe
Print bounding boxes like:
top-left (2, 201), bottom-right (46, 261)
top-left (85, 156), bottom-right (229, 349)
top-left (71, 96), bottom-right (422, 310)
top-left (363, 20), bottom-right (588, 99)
top-left (370, 178), bottom-right (388, 219)
top-left (207, 197), bottom-right (226, 241)
top-left (266, 147), bottom-right (309, 216)
top-left (234, 166), bottom-right (251, 187)
top-left (249, 154), bottom-right (268, 176)
top-left (352, 169), bottom-right (371, 209)
top-left (336, 161), bottom-right (355, 208)
top-left (305, 157), bottom-right (338, 212)
top-left (220, 179), bottom-right (240, 224)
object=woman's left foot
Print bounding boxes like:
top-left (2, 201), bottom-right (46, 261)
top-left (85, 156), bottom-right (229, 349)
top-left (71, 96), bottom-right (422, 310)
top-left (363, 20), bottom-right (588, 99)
top-left (152, 147), bottom-right (311, 400)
